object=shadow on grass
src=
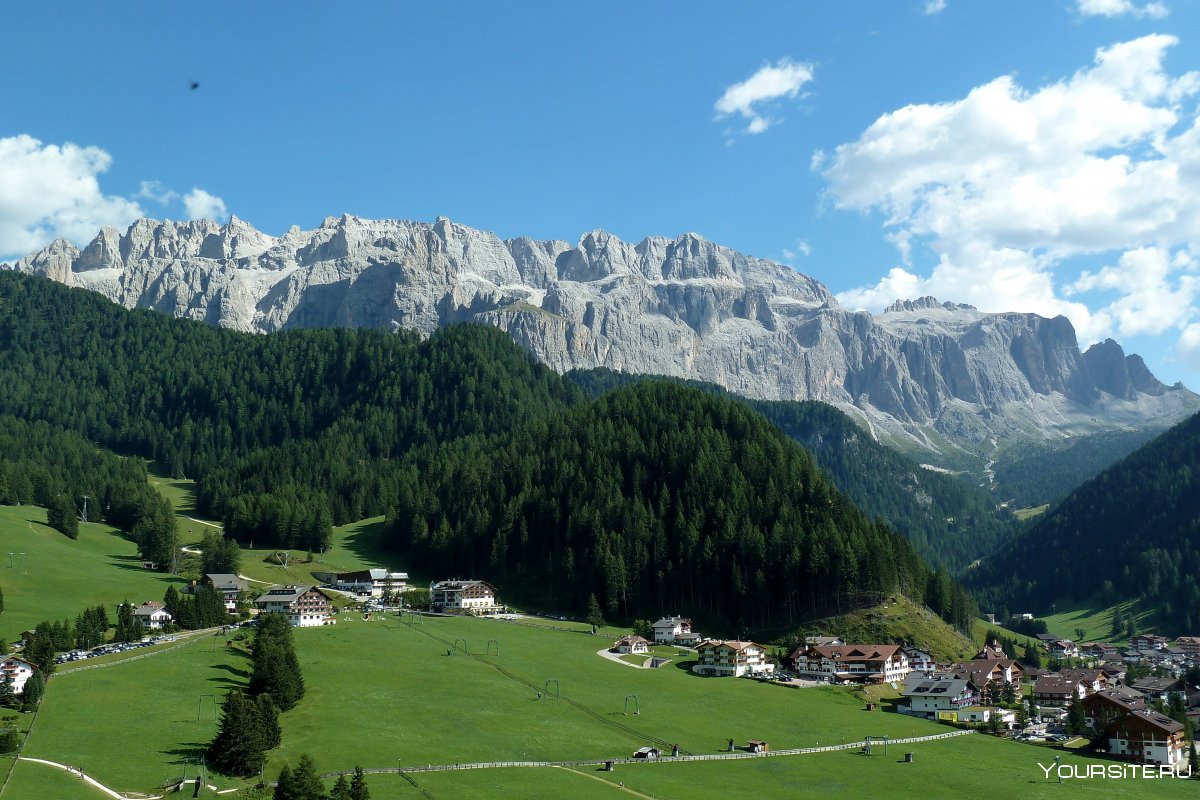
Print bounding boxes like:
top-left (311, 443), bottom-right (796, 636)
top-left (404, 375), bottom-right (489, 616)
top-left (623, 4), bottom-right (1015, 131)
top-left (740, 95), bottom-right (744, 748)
top-left (160, 744), bottom-right (208, 767)
top-left (338, 518), bottom-right (401, 568)
top-left (670, 658), bottom-right (702, 676)
top-left (210, 663), bottom-right (251, 680)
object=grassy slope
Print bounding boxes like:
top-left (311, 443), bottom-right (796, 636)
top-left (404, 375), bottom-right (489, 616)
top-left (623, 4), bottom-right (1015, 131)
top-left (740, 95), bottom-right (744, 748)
top-left (10, 614), bottom-right (1193, 799)
top-left (0, 505), bottom-right (188, 643)
top-left (1039, 598), bottom-right (1155, 645)
top-left (770, 596), bottom-right (976, 663)
top-left (969, 619), bottom-right (1042, 653)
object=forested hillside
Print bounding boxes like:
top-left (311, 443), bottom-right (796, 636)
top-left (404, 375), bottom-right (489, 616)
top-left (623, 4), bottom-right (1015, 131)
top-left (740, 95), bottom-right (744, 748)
top-left (990, 429), bottom-right (1157, 508)
top-left (389, 382), bottom-right (976, 630)
top-left (968, 411), bottom-right (1200, 633)
top-left (0, 272), bottom-right (578, 549)
top-left (0, 272), bottom-right (980, 627)
top-left (569, 368), bottom-right (1017, 572)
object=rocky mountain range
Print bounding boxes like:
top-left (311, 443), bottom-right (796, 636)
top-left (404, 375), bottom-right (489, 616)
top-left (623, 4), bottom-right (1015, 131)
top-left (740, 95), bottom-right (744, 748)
top-left (8, 215), bottom-right (1197, 467)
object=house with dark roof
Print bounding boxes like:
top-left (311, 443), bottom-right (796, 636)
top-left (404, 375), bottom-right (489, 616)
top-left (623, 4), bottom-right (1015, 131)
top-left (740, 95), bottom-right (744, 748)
top-left (947, 656), bottom-right (1023, 704)
top-left (0, 657), bottom-right (36, 695)
top-left (790, 644), bottom-right (909, 683)
top-left (1033, 674), bottom-right (1086, 707)
top-left (429, 579), bottom-right (499, 614)
top-left (901, 674), bottom-right (978, 718)
top-left (253, 585), bottom-right (332, 627)
top-left (1081, 686), bottom-right (1146, 732)
top-left (200, 573), bottom-right (249, 612)
top-left (1102, 709), bottom-right (1187, 768)
top-left (651, 616), bottom-right (693, 644)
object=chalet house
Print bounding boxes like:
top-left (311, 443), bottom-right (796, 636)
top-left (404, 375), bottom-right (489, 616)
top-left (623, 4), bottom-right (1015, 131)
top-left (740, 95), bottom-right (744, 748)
top-left (1081, 642), bottom-right (1120, 660)
top-left (1033, 675), bottom-right (1086, 707)
top-left (612, 635), bottom-right (650, 655)
top-left (1131, 634), bottom-right (1170, 654)
top-left (948, 656), bottom-right (1023, 704)
top-left (1048, 640), bottom-right (1079, 658)
top-left (901, 645), bottom-right (937, 674)
top-left (805, 635), bottom-right (845, 647)
top-left (1059, 668), bottom-right (1108, 694)
top-left (902, 674), bottom-right (978, 718)
top-left (131, 601), bottom-right (173, 630)
top-left (0, 657), bottom-right (36, 694)
top-left (254, 585), bottom-right (332, 627)
top-left (429, 579), bottom-right (499, 614)
top-left (1081, 686), bottom-right (1146, 732)
top-left (974, 641), bottom-right (1007, 661)
top-left (200, 573), bottom-right (249, 612)
top-left (693, 640), bottom-right (774, 677)
top-left (791, 644), bottom-right (909, 684)
top-left (632, 746), bottom-right (660, 759)
top-left (673, 630), bottom-right (702, 647)
top-left (1172, 636), bottom-right (1200, 659)
top-left (958, 707), bottom-right (1016, 728)
top-left (329, 569), bottom-right (409, 598)
top-left (651, 616), bottom-right (693, 644)
top-left (1103, 709), bottom-right (1187, 768)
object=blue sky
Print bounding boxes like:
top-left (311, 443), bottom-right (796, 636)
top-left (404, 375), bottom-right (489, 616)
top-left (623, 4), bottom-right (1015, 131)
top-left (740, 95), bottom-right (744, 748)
top-left (4, 1), bottom-right (1200, 386)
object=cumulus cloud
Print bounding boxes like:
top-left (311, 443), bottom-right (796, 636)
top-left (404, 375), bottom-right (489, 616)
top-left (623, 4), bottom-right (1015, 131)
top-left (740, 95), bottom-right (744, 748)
top-left (0, 134), bottom-right (230, 259)
top-left (183, 188), bottom-right (228, 222)
top-left (1076, 0), bottom-right (1168, 18)
top-left (821, 35), bottom-right (1200, 348)
top-left (715, 59), bottom-right (814, 135)
top-left (0, 134), bottom-right (143, 258)
top-left (923, 0), bottom-right (947, 15)
top-left (1179, 321), bottom-right (1200, 369)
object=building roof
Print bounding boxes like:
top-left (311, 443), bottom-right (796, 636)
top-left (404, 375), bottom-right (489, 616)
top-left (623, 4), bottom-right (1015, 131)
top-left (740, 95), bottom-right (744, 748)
top-left (205, 573), bottom-right (248, 591)
top-left (1082, 687), bottom-right (1146, 714)
top-left (1130, 676), bottom-right (1183, 693)
top-left (1104, 708), bottom-right (1185, 736)
top-left (132, 601), bottom-right (170, 618)
top-left (1033, 675), bottom-right (1081, 696)
top-left (254, 585), bottom-right (318, 604)
top-left (698, 640), bottom-right (763, 653)
top-left (797, 644), bottom-right (902, 663)
top-left (652, 616), bottom-right (690, 628)
top-left (0, 656), bottom-right (36, 671)
top-left (430, 579), bottom-right (496, 592)
top-left (902, 675), bottom-right (974, 698)
top-left (614, 635), bottom-right (651, 648)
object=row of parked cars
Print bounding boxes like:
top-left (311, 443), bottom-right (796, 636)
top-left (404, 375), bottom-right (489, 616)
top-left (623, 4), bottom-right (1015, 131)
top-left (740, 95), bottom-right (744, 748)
top-left (52, 636), bottom-right (176, 664)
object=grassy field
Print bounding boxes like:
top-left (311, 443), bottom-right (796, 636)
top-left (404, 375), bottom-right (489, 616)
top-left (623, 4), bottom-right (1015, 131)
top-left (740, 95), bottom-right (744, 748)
top-left (971, 618), bottom-right (1043, 653)
top-left (0, 505), bottom-right (189, 643)
top-left (17, 629), bottom-right (244, 793)
top-left (1012, 504), bottom-right (1050, 521)
top-left (0, 759), bottom-right (105, 800)
top-left (1040, 598), bottom-right (1154, 645)
top-left (6, 611), bottom-right (1196, 798)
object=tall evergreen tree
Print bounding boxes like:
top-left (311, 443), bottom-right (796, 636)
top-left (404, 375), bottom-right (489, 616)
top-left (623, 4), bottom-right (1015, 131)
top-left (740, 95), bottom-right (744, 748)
top-left (21, 671), bottom-right (43, 711)
top-left (584, 594), bottom-right (604, 634)
top-left (349, 766), bottom-right (370, 800)
top-left (329, 775), bottom-right (352, 800)
top-left (207, 690), bottom-right (269, 777)
top-left (273, 754), bottom-right (325, 800)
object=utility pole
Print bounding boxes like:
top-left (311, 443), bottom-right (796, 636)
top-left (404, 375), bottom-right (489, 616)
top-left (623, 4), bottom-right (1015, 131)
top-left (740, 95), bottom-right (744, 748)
top-left (80, 495), bottom-right (89, 524)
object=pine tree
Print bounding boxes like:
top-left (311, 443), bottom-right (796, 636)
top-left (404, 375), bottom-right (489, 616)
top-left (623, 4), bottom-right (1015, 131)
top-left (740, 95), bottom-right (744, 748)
top-left (0, 665), bottom-right (15, 709)
top-left (1066, 697), bottom-right (1086, 736)
top-left (0, 583), bottom-right (5, 614)
top-left (585, 594), bottom-right (604, 635)
top-left (255, 694), bottom-right (281, 750)
top-left (1022, 643), bottom-right (1042, 669)
top-left (329, 775), bottom-right (352, 800)
top-left (349, 766), bottom-right (370, 800)
top-left (207, 690), bottom-right (268, 777)
top-left (274, 754), bottom-right (324, 800)
top-left (21, 671), bottom-right (43, 711)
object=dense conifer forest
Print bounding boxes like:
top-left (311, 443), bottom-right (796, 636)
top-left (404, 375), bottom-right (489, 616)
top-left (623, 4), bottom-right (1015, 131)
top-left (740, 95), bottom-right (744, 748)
top-left (0, 272), bottom-right (981, 625)
top-left (969, 411), bottom-right (1200, 633)
top-left (568, 368), bottom-right (1018, 572)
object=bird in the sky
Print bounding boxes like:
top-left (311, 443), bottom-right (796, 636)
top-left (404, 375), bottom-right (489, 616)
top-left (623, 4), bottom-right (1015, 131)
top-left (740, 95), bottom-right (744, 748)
top-left (190, 81), bottom-right (200, 91)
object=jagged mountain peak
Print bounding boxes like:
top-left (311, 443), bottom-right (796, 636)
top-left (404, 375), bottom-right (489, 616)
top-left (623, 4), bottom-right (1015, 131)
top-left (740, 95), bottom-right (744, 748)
top-left (11, 215), bottom-right (1197, 464)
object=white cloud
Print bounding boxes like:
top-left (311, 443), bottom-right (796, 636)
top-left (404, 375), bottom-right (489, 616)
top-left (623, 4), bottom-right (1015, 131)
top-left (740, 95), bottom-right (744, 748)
top-left (715, 58), bottom-right (814, 135)
top-left (183, 187), bottom-right (228, 222)
top-left (923, 0), bottom-right (947, 15)
top-left (0, 134), bottom-right (143, 258)
top-left (1179, 321), bottom-right (1200, 369)
top-left (0, 134), bottom-right (230, 259)
top-left (781, 239), bottom-right (813, 261)
top-left (822, 35), bottom-right (1200, 349)
top-left (1076, 0), bottom-right (1168, 19)
top-left (136, 180), bottom-right (180, 205)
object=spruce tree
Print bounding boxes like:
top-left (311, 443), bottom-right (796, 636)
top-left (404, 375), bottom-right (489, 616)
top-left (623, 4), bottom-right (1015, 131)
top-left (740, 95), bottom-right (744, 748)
top-left (585, 594), bottom-right (604, 634)
top-left (207, 690), bottom-right (267, 777)
top-left (329, 775), bottom-right (352, 800)
top-left (21, 671), bottom-right (43, 711)
top-left (274, 754), bottom-right (324, 800)
top-left (349, 766), bottom-right (370, 800)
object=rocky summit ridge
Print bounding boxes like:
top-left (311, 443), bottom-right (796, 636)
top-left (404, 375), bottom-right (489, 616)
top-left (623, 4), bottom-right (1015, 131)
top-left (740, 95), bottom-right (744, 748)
top-left (8, 215), bottom-right (1198, 464)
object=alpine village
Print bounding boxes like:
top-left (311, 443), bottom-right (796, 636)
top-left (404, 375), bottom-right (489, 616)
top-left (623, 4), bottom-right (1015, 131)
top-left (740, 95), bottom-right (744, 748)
top-left (4, 5), bottom-right (1200, 799)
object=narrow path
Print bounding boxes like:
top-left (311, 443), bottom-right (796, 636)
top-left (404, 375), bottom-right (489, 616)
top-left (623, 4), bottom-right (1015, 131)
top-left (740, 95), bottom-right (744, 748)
top-left (559, 765), bottom-right (660, 798)
top-left (238, 574), bottom-right (273, 585)
top-left (14, 758), bottom-right (239, 798)
top-left (596, 648), bottom-right (653, 669)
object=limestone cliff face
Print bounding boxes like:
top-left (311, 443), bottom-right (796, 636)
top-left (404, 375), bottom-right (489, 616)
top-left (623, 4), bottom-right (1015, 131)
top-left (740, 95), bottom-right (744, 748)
top-left (10, 216), bottom-right (1198, 457)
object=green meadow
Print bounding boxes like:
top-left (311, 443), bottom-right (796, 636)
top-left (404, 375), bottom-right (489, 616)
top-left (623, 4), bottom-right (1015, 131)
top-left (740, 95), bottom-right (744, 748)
top-left (0, 504), bottom-right (188, 643)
